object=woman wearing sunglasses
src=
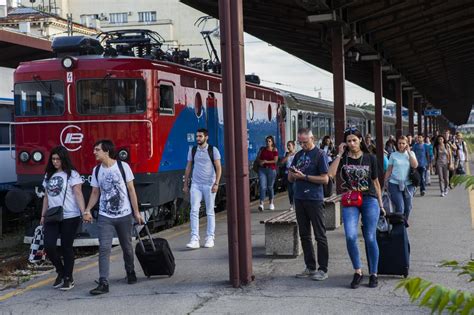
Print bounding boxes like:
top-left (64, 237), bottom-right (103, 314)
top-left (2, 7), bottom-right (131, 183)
top-left (328, 127), bottom-right (384, 289)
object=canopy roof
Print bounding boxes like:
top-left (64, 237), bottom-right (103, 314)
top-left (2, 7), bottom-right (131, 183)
top-left (182, 0), bottom-right (474, 125)
top-left (0, 29), bottom-right (52, 68)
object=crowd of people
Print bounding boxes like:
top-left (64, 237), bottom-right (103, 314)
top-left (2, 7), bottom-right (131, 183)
top-left (274, 127), bottom-right (469, 289)
top-left (39, 127), bottom-right (468, 294)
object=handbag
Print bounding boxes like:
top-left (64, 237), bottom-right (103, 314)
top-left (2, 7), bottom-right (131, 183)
top-left (341, 190), bottom-right (363, 207)
top-left (44, 176), bottom-right (68, 224)
top-left (456, 163), bottom-right (466, 175)
top-left (323, 176), bottom-right (334, 198)
top-left (409, 167), bottom-right (421, 187)
top-left (252, 147), bottom-right (264, 173)
top-left (28, 225), bottom-right (46, 264)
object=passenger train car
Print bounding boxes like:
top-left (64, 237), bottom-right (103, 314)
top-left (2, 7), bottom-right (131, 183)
top-left (5, 30), bottom-right (407, 245)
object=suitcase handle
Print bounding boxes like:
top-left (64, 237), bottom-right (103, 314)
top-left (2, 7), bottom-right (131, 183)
top-left (133, 224), bottom-right (156, 252)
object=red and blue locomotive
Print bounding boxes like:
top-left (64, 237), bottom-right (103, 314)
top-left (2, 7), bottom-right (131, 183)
top-left (5, 30), bottom-right (285, 245)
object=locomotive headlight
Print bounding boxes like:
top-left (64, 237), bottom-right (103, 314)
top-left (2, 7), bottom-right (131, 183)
top-left (61, 56), bottom-right (76, 70)
top-left (19, 151), bottom-right (30, 162)
top-left (32, 151), bottom-right (43, 162)
top-left (118, 149), bottom-right (129, 161)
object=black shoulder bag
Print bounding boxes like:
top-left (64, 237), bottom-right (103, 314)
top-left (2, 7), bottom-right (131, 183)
top-left (407, 152), bottom-right (421, 187)
top-left (44, 176), bottom-right (69, 224)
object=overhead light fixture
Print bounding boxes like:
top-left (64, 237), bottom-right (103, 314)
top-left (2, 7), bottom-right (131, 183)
top-left (386, 74), bottom-right (401, 79)
top-left (307, 12), bottom-right (336, 23)
top-left (381, 65), bottom-right (392, 71)
top-left (347, 49), bottom-right (360, 62)
top-left (403, 86), bottom-right (416, 91)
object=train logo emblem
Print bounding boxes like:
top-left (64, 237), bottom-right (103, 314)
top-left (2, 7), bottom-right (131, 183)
top-left (60, 125), bottom-right (84, 152)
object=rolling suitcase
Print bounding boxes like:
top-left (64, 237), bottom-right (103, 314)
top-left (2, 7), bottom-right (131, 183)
top-left (134, 225), bottom-right (175, 278)
top-left (376, 213), bottom-right (410, 277)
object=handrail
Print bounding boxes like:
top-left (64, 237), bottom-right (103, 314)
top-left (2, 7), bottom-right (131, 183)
top-left (9, 119), bottom-right (154, 159)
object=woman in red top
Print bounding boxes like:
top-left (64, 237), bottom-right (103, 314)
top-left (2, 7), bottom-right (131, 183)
top-left (257, 135), bottom-right (279, 211)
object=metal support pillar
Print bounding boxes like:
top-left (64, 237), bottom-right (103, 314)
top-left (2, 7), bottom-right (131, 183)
top-left (423, 111), bottom-right (430, 136)
top-left (219, 0), bottom-right (253, 288)
top-left (408, 91), bottom-right (414, 136)
top-left (417, 100), bottom-right (423, 135)
top-left (395, 80), bottom-right (403, 138)
top-left (373, 61), bottom-right (384, 185)
top-left (331, 26), bottom-right (346, 194)
top-left (428, 117), bottom-right (433, 135)
top-left (331, 26), bottom-right (346, 146)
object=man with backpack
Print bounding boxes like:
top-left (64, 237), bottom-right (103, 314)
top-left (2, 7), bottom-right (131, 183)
top-left (183, 128), bottom-right (222, 249)
top-left (84, 139), bottom-right (144, 295)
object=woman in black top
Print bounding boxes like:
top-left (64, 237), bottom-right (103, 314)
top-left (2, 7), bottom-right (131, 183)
top-left (328, 127), bottom-right (384, 289)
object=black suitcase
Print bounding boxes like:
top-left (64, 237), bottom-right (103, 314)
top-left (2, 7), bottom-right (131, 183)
top-left (134, 225), bottom-right (175, 278)
top-left (376, 216), bottom-right (410, 277)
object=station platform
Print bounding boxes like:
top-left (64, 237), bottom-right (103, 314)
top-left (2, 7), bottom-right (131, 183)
top-left (1, 170), bottom-right (473, 314)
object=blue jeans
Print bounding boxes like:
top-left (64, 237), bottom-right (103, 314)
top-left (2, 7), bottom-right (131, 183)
top-left (342, 196), bottom-right (379, 274)
top-left (258, 168), bottom-right (276, 202)
top-left (387, 182), bottom-right (415, 219)
top-left (286, 179), bottom-right (295, 205)
top-left (417, 166), bottom-right (426, 193)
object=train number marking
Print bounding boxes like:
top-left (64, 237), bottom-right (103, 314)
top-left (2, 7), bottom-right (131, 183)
top-left (60, 125), bottom-right (84, 152)
top-left (67, 72), bottom-right (73, 83)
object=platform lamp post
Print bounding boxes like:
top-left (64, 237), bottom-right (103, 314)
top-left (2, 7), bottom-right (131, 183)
top-left (218, 0), bottom-right (254, 288)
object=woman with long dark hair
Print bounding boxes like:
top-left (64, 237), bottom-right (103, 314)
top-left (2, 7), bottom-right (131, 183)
top-left (320, 135), bottom-right (336, 162)
top-left (328, 127), bottom-right (384, 289)
top-left (257, 135), bottom-right (279, 211)
top-left (40, 146), bottom-right (86, 291)
top-left (384, 136), bottom-right (418, 220)
top-left (433, 135), bottom-right (452, 196)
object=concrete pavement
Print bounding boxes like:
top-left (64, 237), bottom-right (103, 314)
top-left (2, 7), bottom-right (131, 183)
top-left (1, 172), bottom-right (473, 314)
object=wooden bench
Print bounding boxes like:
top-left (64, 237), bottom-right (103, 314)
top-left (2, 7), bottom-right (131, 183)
top-left (260, 195), bottom-right (342, 257)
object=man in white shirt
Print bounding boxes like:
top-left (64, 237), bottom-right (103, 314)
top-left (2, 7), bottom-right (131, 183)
top-left (84, 139), bottom-right (144, 295)
top-left (183, 129), bottom-right (222, 249)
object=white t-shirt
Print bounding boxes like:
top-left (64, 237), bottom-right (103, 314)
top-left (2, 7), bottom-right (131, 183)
top-left (42, 170), bottom-right (83, 219)
top-left (90, 161), bottom-right (134, 218)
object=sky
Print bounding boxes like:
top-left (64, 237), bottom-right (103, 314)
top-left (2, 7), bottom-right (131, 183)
top-left (242, 34), bottom-right (379, 106)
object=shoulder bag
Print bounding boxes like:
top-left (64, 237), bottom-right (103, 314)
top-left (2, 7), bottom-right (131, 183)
top-left (341, 154), bottom-right (363, 207)
top-left (407, 152), bottom-right (421, 187)
top-left (252, 147), bottom-right (265, 173)
top-left (44, 176), bottom-right (69, 224)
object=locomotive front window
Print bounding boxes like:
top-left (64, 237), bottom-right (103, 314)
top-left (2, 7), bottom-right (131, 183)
top-left (14, 81), bottom-right (65, 117)
top-left (77, 79), bottom-right (146, 115)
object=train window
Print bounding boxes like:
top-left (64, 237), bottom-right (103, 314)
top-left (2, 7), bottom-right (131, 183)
top-left (195, 92), bottom-right (203, 118)
top-left (0, 104), bottom-right (14, 145)
top-left (267, 104), bottom-right (272, 121)
top-left (14, 80), bottom-right (64, 117)
top-left (159, 85), bottom-right (174, 115)
top-left (297, 112), bottom-right (303, 128)
top-left (248, 101), bottom-right (254, 120)
top-left (291, 115), bottom-right (296, 141)
top-left (77, 79), bottom-right (146, 115)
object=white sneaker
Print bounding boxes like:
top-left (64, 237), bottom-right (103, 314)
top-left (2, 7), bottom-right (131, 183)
top-left (269, 203), bottom-right (275, 210)
top-left (289, 205), bottom-right (294, 211)
top-left (204, 237), bottom-right (214, 248)
top-left (258, 203), bottom-right (264, 212)
top-left (186, 238), bottom-right (200, 249)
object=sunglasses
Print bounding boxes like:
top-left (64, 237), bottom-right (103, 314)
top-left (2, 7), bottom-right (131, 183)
top-left (344, 126), bottom-right (359, 133)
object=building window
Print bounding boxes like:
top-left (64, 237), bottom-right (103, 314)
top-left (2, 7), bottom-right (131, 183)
top-left (138, 11), bottom-right (156, 23)
top-left (109, 12), bottom-right (128, 24)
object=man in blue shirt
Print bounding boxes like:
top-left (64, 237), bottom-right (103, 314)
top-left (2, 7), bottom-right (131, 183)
top-left (288, 128), bottom-right (329, 281)
top-left (413, 134), bottom-right (430, 196)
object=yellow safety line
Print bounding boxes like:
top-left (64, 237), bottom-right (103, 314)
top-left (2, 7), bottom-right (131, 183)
top-left (0, 193), bottom-right (285, 302)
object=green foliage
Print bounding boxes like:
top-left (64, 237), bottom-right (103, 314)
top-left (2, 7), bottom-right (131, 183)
top-left (450, 175), bottom-right (474, 190)
top-left (396, 260), bottom-right (474, 314)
